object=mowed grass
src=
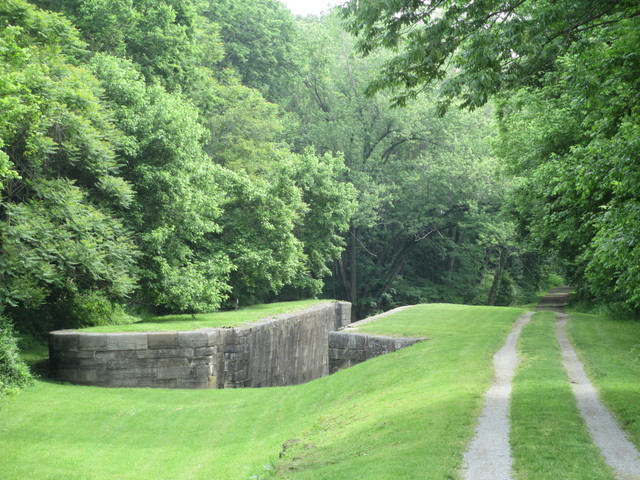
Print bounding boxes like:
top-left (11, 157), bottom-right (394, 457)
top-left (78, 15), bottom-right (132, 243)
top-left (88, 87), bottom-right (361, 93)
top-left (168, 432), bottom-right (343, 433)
top-left (568, 312), bottom-right (640, 447)
top-left (0, 304), bottom-right (523, 480)
top-left (510, 311), bottom-right (615, 480)
top-left (79, 300), bottom-right (328, 332)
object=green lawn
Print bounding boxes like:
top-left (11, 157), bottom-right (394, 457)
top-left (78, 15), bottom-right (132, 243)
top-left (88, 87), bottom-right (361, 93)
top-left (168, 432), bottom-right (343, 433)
top-left (568, 312), bottom-right (640, 447)
top-left (79, 300), bottom-right (329, 332)
top-left (1, 303), bottom-right (523, 480)
top-left (510, 311), bottom-right (615, 480)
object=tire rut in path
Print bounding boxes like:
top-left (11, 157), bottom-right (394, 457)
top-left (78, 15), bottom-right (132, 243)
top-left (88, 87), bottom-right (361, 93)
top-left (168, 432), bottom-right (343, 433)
top-left (461, 311), bottom-right (533, 480)
top-left (556, 312), bottom-right (640, 480)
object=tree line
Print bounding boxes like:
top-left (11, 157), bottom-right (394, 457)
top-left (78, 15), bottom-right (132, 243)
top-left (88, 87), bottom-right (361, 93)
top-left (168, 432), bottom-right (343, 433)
top-left (7, 0), bottom-right (619, 392)
top-left (342, 0), bottom-right (640, 317)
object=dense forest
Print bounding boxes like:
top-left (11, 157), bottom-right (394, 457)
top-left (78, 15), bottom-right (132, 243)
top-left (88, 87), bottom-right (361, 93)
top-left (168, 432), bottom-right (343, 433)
top-left (1, 0), bottom-right (638, 393)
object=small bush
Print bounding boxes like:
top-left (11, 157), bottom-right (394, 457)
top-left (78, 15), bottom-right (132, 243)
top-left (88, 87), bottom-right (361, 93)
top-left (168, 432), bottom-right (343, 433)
top-left (54, 291), bottom-right (137, 328)
top-left (0, 316), bottom-right (33, 396)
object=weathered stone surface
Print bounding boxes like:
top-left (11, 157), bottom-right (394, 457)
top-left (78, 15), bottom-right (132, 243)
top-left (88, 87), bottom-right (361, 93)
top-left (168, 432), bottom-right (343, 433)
top-left (78, 334), bottom-right (107, 350)
top-left (50, 332), bottom-right (79, 352)
top-left (328, 331), bottom-right (423, 374)
top-left (104, 333), bottom-right (147, 351)
top-left (147, 332), bottom-right (178, 349)
top-left (177, 331), bottom-right (208, 348)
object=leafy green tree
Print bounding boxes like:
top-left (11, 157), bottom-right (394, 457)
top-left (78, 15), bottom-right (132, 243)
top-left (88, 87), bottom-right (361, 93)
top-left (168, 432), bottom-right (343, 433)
top-left (0, 1), bottom-right (138, 325)
top-left (497, 13), bottom-right (640, 312)
top-left (343, 0), bottom-right (640, 314)
top-left (341, 0), bottom-right (637, 110)
top-left (201, 0), bottom-right (300, 101)
top-left (288, 149), bottom-right (357, 296)
top-left (286, 15), bottom-right (520, 317)
top-left (40, 0), bottom-right (358, 311)
top-left (90, 54), bottom-right (232, 313)
top-left (0, 315), bottom-right (32, 396)
top-left (32, 0), bottom-right (224, 92)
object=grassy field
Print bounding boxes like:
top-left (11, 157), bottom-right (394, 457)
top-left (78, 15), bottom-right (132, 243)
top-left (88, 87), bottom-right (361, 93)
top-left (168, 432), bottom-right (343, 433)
top-left (4, 303), bottom-right (640, 480)
top-left (1, 303), bottom-right (523, 480)
top-left (510, 311), bottom-right (615, 480)
top-left (79, 300), bottom-right (328, 332)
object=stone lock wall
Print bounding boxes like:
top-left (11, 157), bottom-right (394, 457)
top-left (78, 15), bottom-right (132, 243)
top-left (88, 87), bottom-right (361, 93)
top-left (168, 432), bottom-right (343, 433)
top-left (328, 331), bottom-right (423, 374)
top-left (49, 301), bottom-right (350, 389)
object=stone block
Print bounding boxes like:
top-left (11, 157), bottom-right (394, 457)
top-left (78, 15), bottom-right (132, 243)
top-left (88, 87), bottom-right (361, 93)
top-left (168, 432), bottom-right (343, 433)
top-left (78, 334), bottom-right (108, 350)
top-left (194, 346), bottom-right (216, 356)
top-left (348, 334), bottom-right (366, 350)
top-left (104, 333), bottom-right (147, 351)
top-left (328, 332), bottom-right (349, 349)
top-left (50, 332), bottom-right (79, 352)
top-left (177, 378), bottom-right (208, 389)
top-left (366, 336), bottom-right (393, 353)
top-left (56, 368), bottom-right (78, 382)
top-left (76, 369), bottom-right (100, 384)
top-left (206, 330), bottom-right (222, 346)
top-left (177, 331), bottom-right (208, 348)
top-left (156, 365), bottom-right (191, 380)
top-left (79, 357), bottom-right (105, 368)
top-left (148, 332), bottom-right (178, 349)
top-left (108, 366), bottom-right (156, 379)
top-left (223, 343), bottom-right (247, 354)
top-left (57, 349), bottom-right (96, 359)
top-left (328, 348), bottom-right (345, 360)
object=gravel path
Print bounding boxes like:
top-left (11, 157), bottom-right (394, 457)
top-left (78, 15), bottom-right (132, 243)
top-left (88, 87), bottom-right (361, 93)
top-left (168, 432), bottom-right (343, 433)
top-left (461, 311), bottom-right (533, 480)
top-left (556, 311), bottom-right (640, 480)
top-left (463, 286), bottom-right (640, 480)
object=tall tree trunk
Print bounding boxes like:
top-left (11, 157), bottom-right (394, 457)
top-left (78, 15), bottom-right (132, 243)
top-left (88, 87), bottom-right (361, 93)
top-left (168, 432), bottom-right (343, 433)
top-left (488, 249), bottom-right (503, 306)
top-left (349, 226), bottom-right (358, 322)
top-left (448, 227), bottom-right (460, 277)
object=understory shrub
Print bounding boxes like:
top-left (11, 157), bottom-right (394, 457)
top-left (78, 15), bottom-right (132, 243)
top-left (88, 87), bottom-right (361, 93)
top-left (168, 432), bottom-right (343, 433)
top-left (0, 316), bottom-right (33, 396)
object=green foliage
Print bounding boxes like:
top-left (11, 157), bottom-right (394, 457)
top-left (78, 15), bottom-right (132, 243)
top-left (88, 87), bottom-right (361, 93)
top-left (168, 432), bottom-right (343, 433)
top-left (0, 1), bottom-right (138, 323)
top-left (0, 316), bottom-right (32, 396)
top-left (1, 180), bottom-right (137, 309)
top-left (290, 149), bottom-right (357, 294)
top-left (282, 15), bottom-right (536, 316)
top-left (32, 0), bottom-right (225, 92)
top-left (202, 0), bottom-right (300, 101)
top-left (497, 13), bottom-right (640, 313)
top-left (212, 165), bottom-right (305, 304)
top-left (341, 0), bottom-right (635, 111)
top-left (89, 53), bottom-right (233, 313)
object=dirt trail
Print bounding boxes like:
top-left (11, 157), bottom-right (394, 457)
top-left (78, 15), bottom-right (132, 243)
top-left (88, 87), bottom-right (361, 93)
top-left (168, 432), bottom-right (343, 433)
top-left (463, 286), bottom-right (640, 480)
top-left (462, 311), bottom-right (533, 480)
top-left (547, 290), bottom-right (640, 480)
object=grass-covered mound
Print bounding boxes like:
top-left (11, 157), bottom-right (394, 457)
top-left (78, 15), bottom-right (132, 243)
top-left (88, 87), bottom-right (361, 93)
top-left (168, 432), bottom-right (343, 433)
top-left (78, 300), bottom-right (329, 332)
top-left (1, 304), bottom-right (523, 480)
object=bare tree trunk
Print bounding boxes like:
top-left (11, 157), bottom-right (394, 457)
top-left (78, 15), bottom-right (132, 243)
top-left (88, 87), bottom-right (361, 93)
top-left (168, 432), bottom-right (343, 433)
top-left (488, 249), bottom-right (503, 306)
top-left (349, 227), bottom-right (358, 322)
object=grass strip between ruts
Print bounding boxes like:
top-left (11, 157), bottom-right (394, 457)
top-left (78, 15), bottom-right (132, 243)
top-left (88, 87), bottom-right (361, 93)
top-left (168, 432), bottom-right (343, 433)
top-left (510, 311), bottom-right (615, 480)
top-left (567, 312), bottom-right (640, 448)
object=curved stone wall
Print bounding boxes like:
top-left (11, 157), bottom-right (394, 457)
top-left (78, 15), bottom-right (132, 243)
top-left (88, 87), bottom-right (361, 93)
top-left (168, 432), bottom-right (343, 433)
top-left (49, 301), bottom-right (350, 389)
